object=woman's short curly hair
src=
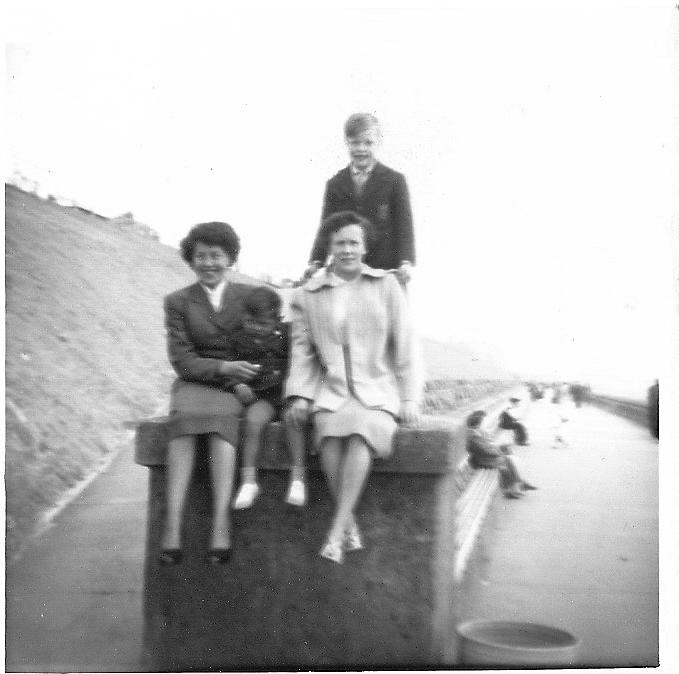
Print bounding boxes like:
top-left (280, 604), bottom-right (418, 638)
top-left (466, 410), bottom-right (487, 429)
top-left (179, 222), bottom-right (240, 264)
top-left (317, 210), bottom-right (375, 255)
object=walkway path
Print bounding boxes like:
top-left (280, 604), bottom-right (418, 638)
top-left (460, 398), bottom-right (659, 667)
top-left (5, 399), bottom-right (660, 671)
top-left (6, 437), bottom-right (148, 672)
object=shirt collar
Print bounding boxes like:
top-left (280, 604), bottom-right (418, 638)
top-left (349, 160), bottom-right (377, 176)
top-left (303, 264), bottom-right (387, 292)
top-left (200, 278), bottom-right (227, 306)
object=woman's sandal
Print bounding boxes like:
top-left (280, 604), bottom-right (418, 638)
top-left (319, 539), bottom-right (344, 564)
top-left (159, 549), bottom-right (183, 566)
top-left (344, 523), bottom-right (364, 553)
top-left (206, 548), bottom-right (232, 565)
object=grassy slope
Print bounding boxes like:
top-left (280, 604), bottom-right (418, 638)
top-left (5, 185), bottom-right (195, 555)
top-left (5, 184), bottom-right (507, 557)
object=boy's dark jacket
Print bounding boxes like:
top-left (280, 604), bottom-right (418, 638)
top-left (309, 162), bottom-right (415, 270)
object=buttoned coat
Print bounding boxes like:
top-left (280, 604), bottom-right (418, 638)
top-left (309, 162), bottom-right (415, 270)
top-left (164, 281), bottom-right (257, 385)
top-left (284, 266), bottom-right (421, 416)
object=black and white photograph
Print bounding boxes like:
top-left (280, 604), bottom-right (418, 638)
top-left (4, 1), bottom-right (677, 672)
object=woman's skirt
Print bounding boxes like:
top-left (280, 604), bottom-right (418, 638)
top-left (167, 378), bottom-right (243, 445)
top-left (312, 396), bottom-right (397, 459)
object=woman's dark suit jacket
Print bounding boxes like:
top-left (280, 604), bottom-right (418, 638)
top-left (164, 281), bottom-right (256, 385)
top-left (309, 162), bottom-right (415, 270)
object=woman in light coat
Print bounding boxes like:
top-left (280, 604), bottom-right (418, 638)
top-left (285, 210), bottom-right (421, 564)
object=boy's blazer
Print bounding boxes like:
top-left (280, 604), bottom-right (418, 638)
top-left (164, 281), bottom-right (256, 385)
top-left (309, 162), bottom-right (415, 270)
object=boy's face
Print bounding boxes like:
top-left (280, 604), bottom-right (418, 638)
top-left (345, 127), bottom-right (381, 170)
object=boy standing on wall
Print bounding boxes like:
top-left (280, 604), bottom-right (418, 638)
top-left (303, 113), bottom-right (416, 285)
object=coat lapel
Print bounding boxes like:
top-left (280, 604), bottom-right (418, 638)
top-left (188, 283), bottom-right (212, 310)
top-left (188, 281), bottom-right (244, 332)
top-left (335, 166), bottom-right (355, 199)
top-left (210, 282), bottom-right (246, 331)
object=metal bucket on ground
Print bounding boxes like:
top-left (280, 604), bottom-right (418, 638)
top-left (457, 620), bottom-right (580, 667)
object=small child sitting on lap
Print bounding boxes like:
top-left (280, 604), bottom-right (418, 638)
top-left (230, 286), bottom-right (307, 509)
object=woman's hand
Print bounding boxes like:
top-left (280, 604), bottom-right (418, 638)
top-left (395, 261), bottom-right (413, 285)
top-left (399, 400), bottom-right (420, 426)
top-left (285, 397), bottom-right (311, 428)
top-left (219, 360), bottom-right (260, 383)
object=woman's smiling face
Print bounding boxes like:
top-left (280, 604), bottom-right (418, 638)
top-left (330, 224), bottom-right (366, 278)
top-left (191, 242), bottom-right (231, 288)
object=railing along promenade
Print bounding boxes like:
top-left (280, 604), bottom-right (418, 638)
top-left (587, 393), bottom-right (650, 429)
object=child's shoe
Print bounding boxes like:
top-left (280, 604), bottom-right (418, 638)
top-left (344, 522), bottom-right (364, 553)
top-left (233, 482), bottom-right (260, 509)
top-left (285, 480), bottom-right (307, 507)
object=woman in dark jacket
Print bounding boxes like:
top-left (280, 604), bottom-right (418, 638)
top-left (160, 221), bottom-right (260, 565)
top-left (466, 410), bottom-right (537, 499)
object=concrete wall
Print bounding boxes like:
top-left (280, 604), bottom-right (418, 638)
top-left (135, 391), bottom-right (520, 670)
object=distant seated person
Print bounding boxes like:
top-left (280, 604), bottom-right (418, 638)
top-left (466, 410), bottom-right (537, 499)
top-left (229, 286), bottom-right (307, 510)
top-left (498, 397), bottom-right (530, 446)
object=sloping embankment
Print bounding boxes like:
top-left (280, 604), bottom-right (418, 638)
top-left (5, 185), bottom-right (194, 557)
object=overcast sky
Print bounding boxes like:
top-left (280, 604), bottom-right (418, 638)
top-left (5, 1), bottom-right (677, 396)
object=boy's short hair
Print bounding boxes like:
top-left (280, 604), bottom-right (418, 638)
top-left (318, 210), bottom-right (375, 254)
top-left (344, 113), bottom-right (381, 139)
top-left (243, 286), bottom-right (282, 318)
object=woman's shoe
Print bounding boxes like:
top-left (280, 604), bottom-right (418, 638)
top-left (285, 480), bottom-right (307, 507)
top-left (521, 481), bottom-right (538, 490)
top-left (344, 523), bottom-right (364, 553)
top-left (504, 489), bottom-right (523, 499)
top-left (319, 539), bottom-right (344, 564)
top-left (159, 549), bottom-right (182, 566)
top-left (206, 548), bottom-right (232, 565)
top-left (233, 482), bottom-right (260, 509)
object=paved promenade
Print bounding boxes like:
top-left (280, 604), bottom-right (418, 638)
top-left (5, 439), bottom-right (148, 672)
top-left (5, 399), bottom-right (661, 671)
top-left (460, 397), bottom-right (659, 668)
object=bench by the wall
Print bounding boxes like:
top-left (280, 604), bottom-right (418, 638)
top-left (134, 390), bottom-right (519, 670)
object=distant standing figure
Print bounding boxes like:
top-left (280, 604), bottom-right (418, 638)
top-left (552, 384), bottom-right (562, 404)
top-left (647, 379), bottom-right (659, 439)
top-left (303, 113), bottom-right (415, 285)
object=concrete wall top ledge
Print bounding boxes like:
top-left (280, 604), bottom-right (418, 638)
top-left (135, 416), bottom-right (463, 475)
